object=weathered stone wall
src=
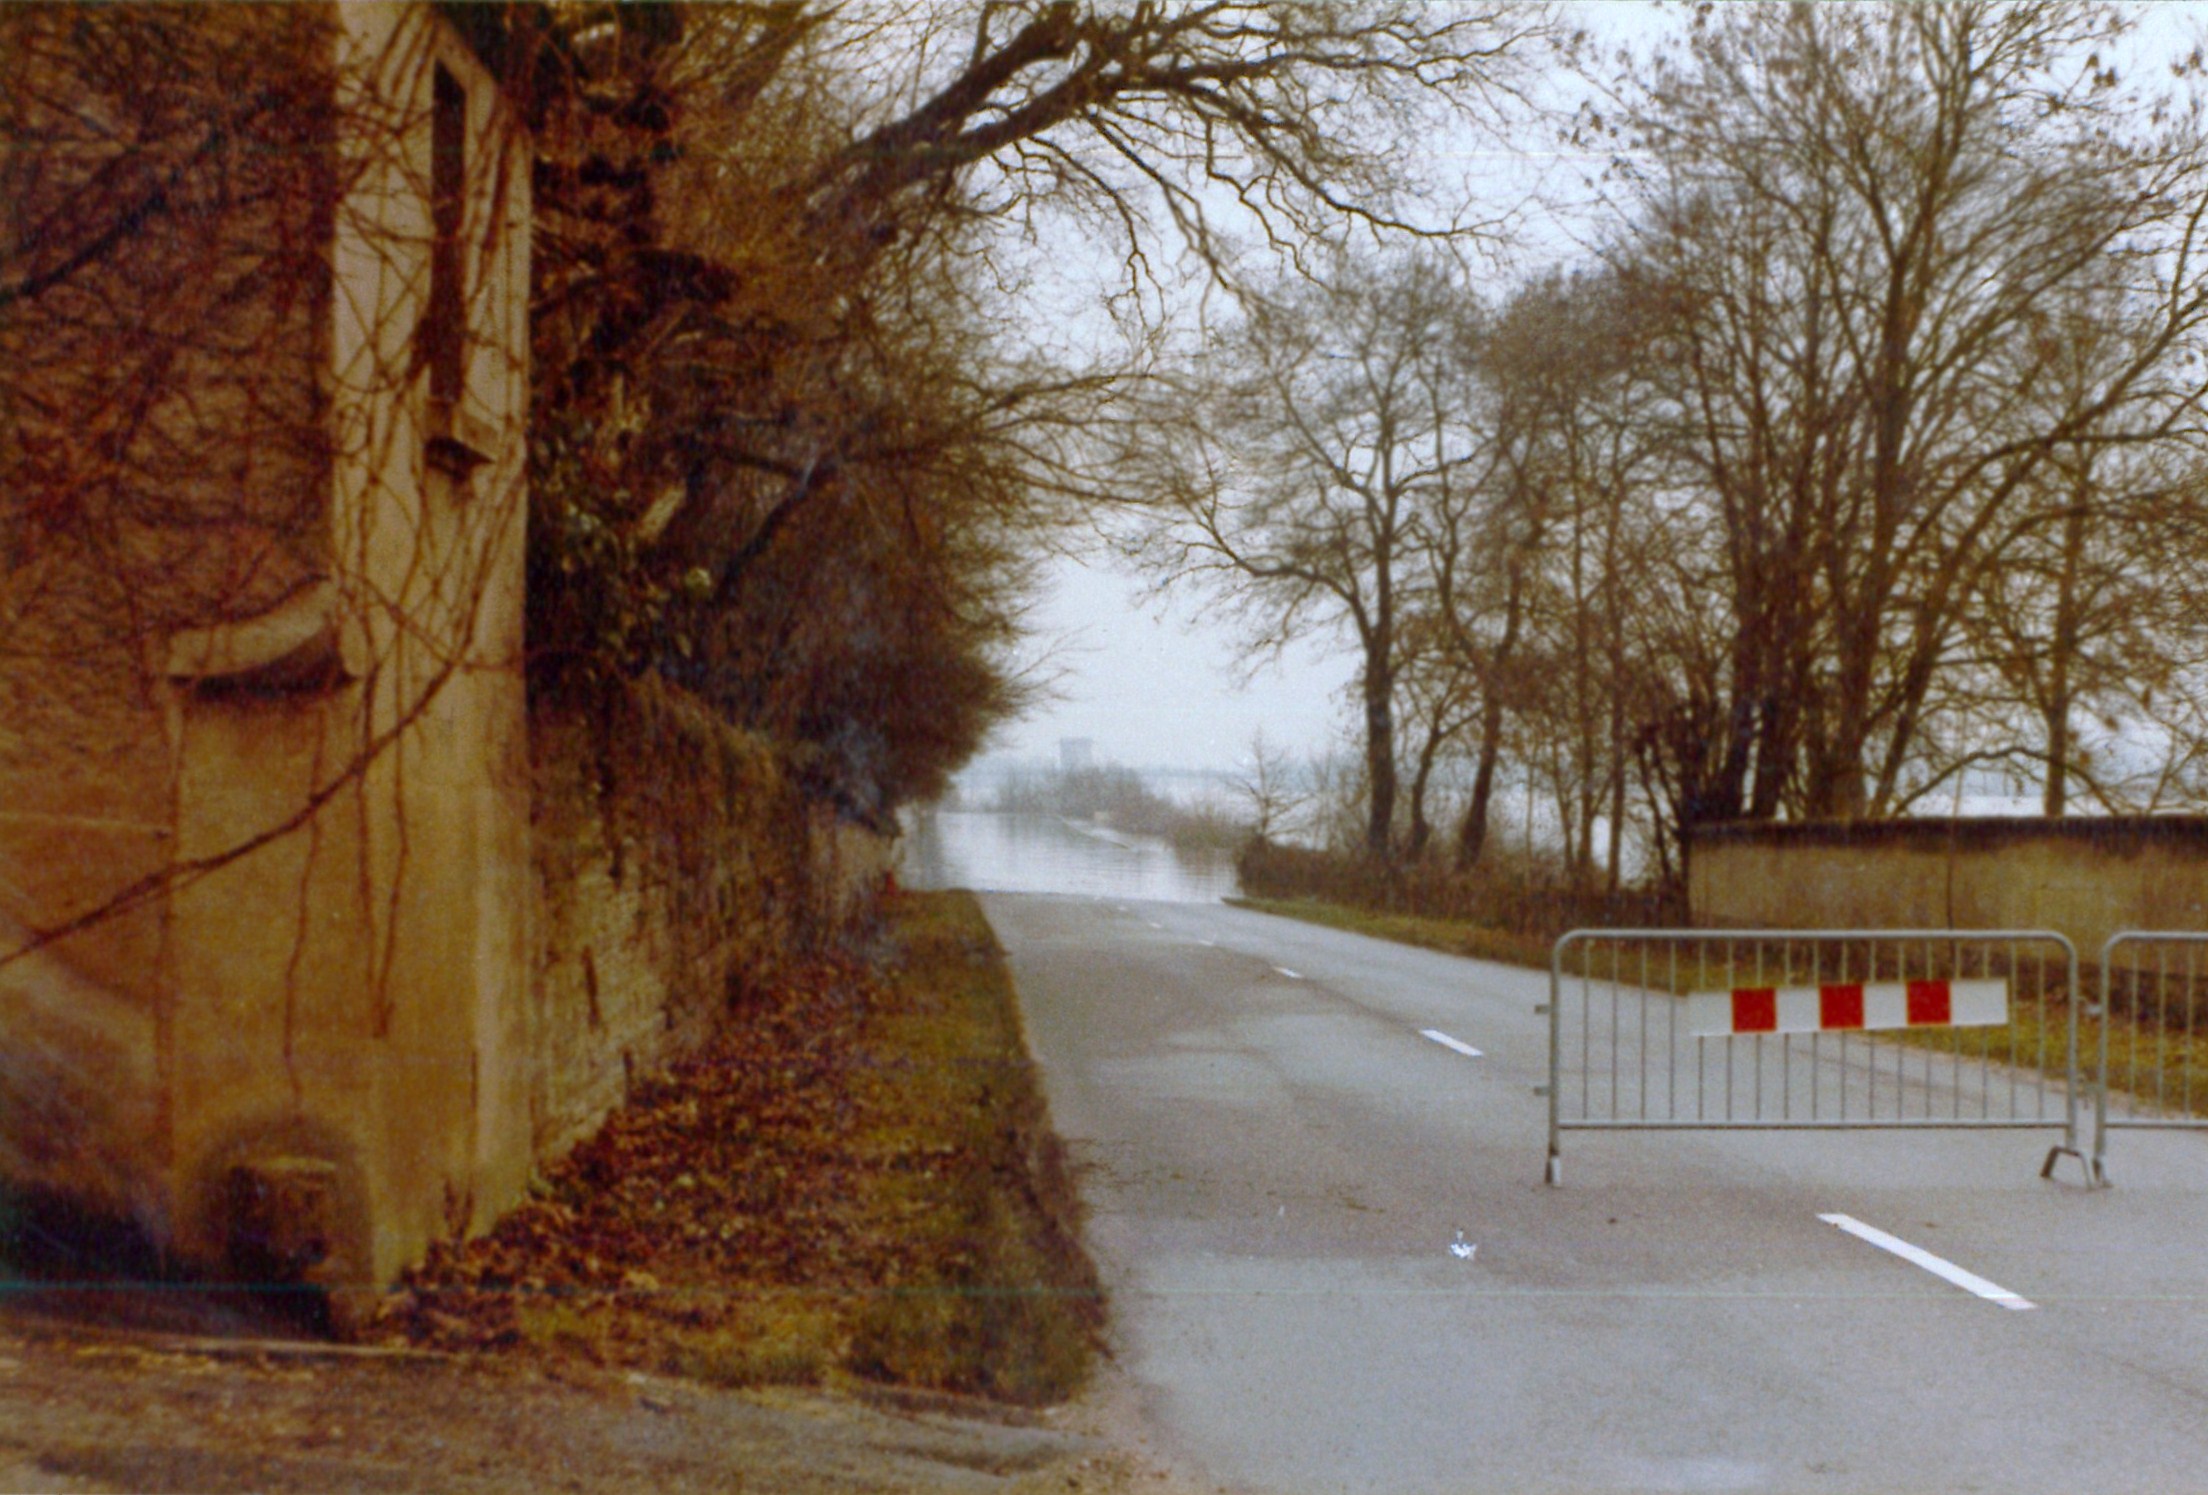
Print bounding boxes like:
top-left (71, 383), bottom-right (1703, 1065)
top-left (0, 8), bottom-right (342, 1234)
top-left (0, 1), bottom-right (897, 1297)
top-left (1688, 817), bottom-right (2208, 958)
top-left (1, 2), bottom-right (538, 1292)
top-left (531, 679), bottom-right (841, 1163)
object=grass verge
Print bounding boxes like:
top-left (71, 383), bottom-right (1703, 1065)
top-left (384, 890), bottom-right (1102, 1404)
top-left (1227, 895), bottom-right (1558, 971)
top-left (840, 890), bottom-right (1101, 1403)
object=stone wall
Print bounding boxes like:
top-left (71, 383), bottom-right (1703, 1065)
top-left (0, 2), bottom-right (896, 1297)
top-left (529, 679), bottom-right (873, 1163)
top-left (1, 3), bottom-right (538, 1292)
top-left (1687, 817), bottom-right (2208, 958)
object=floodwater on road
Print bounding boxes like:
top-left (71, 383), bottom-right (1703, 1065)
top-left (898, 809), bottom-right (1237, 904)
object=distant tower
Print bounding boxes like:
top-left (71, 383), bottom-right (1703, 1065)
top-left (1059, 737), bottom-right (1095, 773)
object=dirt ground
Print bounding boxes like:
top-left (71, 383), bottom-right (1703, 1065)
top-left (0, 1293), bottom-right (1205, 1495)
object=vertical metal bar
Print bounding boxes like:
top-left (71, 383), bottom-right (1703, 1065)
top-left (1918, 938), bottom-right (1931, 1119)
top-left (1862, 939), bottom-right (1874, 1120)
top-left (1951, 936), bottom-right (1963, 1120)
top-left (2094, 939), bottom-right (2114, 1178)
top-left (1637, 942), bottom-right (1649, 1121)
top-left (2110, 945), bottom-right (2128, 1108)
top-left (1781, 938), bottom-right (1793, 1122)
top-left (1752, 939), bottom-right (1765, 1121)
top-left (2043, 942), bottom-right (2055, 1119)
top-left (1835, 940), bottom-right (1847, 1122)
top-left (1547, 935), bottom-right (1565, 1184)
top-left (1987, 940), bottom-right (2004, 1112)
top-left (1580, 943), bottom-right (1591, 1120)
top-left (1810, 940), bottom-right (1822, 1121)
top-left (1899, 939), bottom-right (1911, 1119)
top-left (1609, 939), bottom-right (1620, 1121)
top-left (2172, 940), bottom-right (2190, 1112)
top-left (2130, 944), bottom-right (2144, 1106)
top-left (1696, 938), bottom-right (1707, 1122)
top-left (2009, 940), bottom-right (2021, 1118)
top-left (2158, 941), bottom-right (2171, 1115)
top-left (1668, 941), bottom-right (1679, 1121)
top-left (2061, 937), bottom-right (2079, 1157)
top-left (1725, 941), bottom-right (1737, 1122)
top-left (1921, 937), bottom-right (1933, 1120)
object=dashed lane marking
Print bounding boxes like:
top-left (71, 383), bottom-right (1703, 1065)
top-left (1420, 1029), bottom-right (1483, 1058)
top-left (1819, 1213), bottom-right (2034, 1310)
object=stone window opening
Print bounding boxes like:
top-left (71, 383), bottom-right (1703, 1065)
top-left (423, 62), bottom-right (485, 479)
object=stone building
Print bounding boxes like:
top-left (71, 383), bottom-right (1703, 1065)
top-left (0, 3), bottom-right (533, 1297)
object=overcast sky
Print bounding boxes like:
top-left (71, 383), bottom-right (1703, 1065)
top-left (984, 552), bottom-right (1357, 772)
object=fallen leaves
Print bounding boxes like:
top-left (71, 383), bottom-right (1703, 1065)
top-left (381, 949), bottom-right (895, 1365)
top-left (379, 894), bottom-right (1099, 1404)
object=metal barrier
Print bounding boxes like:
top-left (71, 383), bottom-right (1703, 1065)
top-left (2094, 932), bottom-right (2208, 1183)
top-left (1543, 929), bottom-right (2089, 1186)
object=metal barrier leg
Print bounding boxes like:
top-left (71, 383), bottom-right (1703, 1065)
top-left (1542, 954), bottom-right (1563, 1186)
top-left (2039, 1143), bottom-right (2092, 1186)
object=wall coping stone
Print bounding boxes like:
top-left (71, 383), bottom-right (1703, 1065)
top-left (1686, 815), bottom-right (2208, 855)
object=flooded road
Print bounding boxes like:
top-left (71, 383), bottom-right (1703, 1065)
top-left (898, 809), bottom-right (1237, 903)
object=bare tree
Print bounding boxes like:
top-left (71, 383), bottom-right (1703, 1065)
top-left (1233, 728), bottom-right (1305, 847)
top-left (1136, 250), bottom-right (1481, 858)
top-left (1611, 1), bottom-right (2208, 825)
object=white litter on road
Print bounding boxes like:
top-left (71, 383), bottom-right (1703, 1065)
top-left (1450, 1231), bottom-right (1478, 1261)
top-left (1420, 1029), bottom-right (1483, 1059)
top-left (1819, 1213), bottom-right (2035, 1310)
top-left (1273, 967), bottom-right (1302, 980)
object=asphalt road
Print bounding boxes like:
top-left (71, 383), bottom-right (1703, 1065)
top-left (983, 893), bottom-right (2208, 1495)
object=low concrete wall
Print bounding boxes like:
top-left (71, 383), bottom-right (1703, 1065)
top-left (1688, 817), bottom-right (2208, 957)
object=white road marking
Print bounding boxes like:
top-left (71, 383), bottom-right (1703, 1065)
top-left (1421, 1029), bottom-right (1484, 1058)
top-left (1273, 966), bottom-right (1302, 980)
top-left (1819, 1213), bottom-right (2035, 1311)
top-left (1146, 921), bottom-right (1164, 929)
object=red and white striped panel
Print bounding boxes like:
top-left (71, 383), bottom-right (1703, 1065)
top-left (1685, 979), bottom-right (2007, 1038)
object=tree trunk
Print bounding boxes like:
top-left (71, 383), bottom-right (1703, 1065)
top-left (1406, 719), bottom-right (1445, 861)
top-left (1362, 670), bottom-right (1397, 860)
top-left (2044, 496), bottom-right (2088, 817)
top-left (1456, 689), bottom-right (1506, 869)
top-left (1453, 554), bottom-right (1530, 870)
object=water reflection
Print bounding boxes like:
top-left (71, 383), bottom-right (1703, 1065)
top-left (900, 809), bottom-right (1238, 903)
